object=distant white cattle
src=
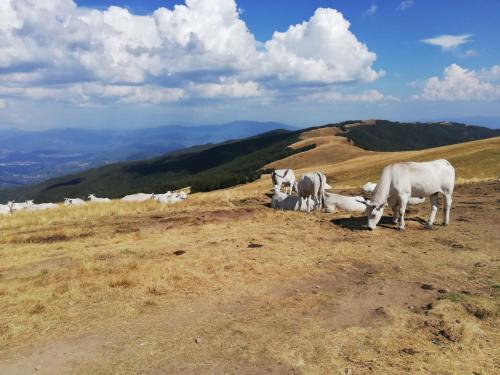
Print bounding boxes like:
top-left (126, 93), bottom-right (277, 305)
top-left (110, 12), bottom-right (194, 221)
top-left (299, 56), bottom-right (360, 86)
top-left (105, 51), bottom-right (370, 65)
top-left (323, 192), bottom-right (367, 213)
top-left (64, 198), bottom-right (86, 206)
top-left (271, 169), bottom-right (296, 195)
top-left (121, 193), bottom-right (154, 202)
top-left (10, 200), bottom-right (34, 211)
top-left (27, 203), bottom-right (59, 211)
top-left (296, 172), bottom-right (331, 212)
top-left (362, 159), bottom-right (455, 230)
top-left (0, 203), bottom-right (12, 215)
top-left (88, 194), bottom-right (111, 203)
top-left (155, 191), bottom-right (188, 204)
top-left (362, 182), bottom-right (377, 193)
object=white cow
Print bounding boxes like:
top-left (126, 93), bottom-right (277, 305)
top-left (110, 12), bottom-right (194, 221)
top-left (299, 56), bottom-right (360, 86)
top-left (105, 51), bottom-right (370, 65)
top-left (155, 191), bottom-right (188, 204)
top-left (64, 198), bottom-right (86, 206)
top-left (121, 193), bottom-right (154, 202)
top-left (362, 159), bottom-right (455, 230)
top-left (0, 203), bottom-right (12, 215)
top-left (271, 186), bottom-right (307, 211)
top-left (27, 203), bottom-right (59, 211)
top-left (88, 194), bottom-right (111, 203)
top-left (271, 169), bottom-right (296, 195)
top-left (296, 172), bottom-right (331, 212)
top-left (10, 200), bottom-right (34, 211)
top-left (362, 182), bottom-right (377, 193)
top-left (323, 192), bottom-right (367, 213)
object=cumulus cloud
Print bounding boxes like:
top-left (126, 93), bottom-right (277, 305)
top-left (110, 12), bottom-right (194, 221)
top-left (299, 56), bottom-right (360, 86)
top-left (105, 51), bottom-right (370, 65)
top-left (364, 5), bottom-right (378, 16)
top-left (421, 34), bottom-right (473, 51)
top-left (397, 0), bottom-right (415, 11)
top-left (0, 99), bottom-right (7, 109)
top-left (0, 0), bottom-right (383, 105)
top-left (414, 64), bottom-right (500, 101)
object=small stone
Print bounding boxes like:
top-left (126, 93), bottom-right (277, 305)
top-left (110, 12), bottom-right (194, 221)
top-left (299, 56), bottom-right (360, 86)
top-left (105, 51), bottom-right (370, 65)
top-left (400, 348), bottom-right (418, 355)
top-left (438, 289), bottom-right (447, 294)
top-left (421, 284), bottom-right (434, 290)
top-left (247, 243), bottom-right (263, 249)
top-left (195, 337), bottom-right (202, 344)
top-left (173, 250), bottom-right (186, 256)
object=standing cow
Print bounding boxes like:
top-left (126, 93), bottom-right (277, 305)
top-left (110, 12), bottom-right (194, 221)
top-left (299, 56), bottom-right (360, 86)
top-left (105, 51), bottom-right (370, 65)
top-left (271, 169), bottom-right (296, 195)
top-left (296, 172), bottom-right (331, 213)
top-left (361, 159), bottom-right (455, 230)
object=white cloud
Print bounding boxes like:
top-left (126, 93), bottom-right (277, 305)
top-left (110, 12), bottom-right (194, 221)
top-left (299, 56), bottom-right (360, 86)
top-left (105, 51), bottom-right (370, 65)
top-left (397, 0), bottom-right (415, 11)
top-left (414, 64), bottom-right (500, 101)
top-left (421, 34), bottom-right (473, 51)
top-left (0, 0), bottom-right (383, 106)
top-left (299, 89), bottom-right (399, 103)
top-left (364, 5), bottom-right (378, 16)
top-left (259, 8), bottom-right (383, 84)
top-left (0, 99), bottom-right (7, 109)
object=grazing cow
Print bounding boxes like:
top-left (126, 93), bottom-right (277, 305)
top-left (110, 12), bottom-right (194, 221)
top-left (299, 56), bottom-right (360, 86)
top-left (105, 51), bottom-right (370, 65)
top-left (88, 194), bottom-right (111, 203)
top-left (296, 172), bottom-right (330, 212)
top-left (121, 193), bottom-right (154, 202)
top-left (64, 198), bottom-right (86, 206)
top-left (27, 203), bottom-right (59, 211)
top-left (271, 169), bottom-right (296, 195)
top-left (362, 159), bottom-right (455, 230)
top-left (323, 192), bottom-right (367, 213)
top-left (362, 182), bottom-right (377, 193)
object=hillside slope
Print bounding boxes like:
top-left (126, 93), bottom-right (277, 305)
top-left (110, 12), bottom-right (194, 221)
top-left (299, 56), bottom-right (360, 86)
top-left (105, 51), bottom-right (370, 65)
top-left (337, 120), bottom-right (500, 151)
top-left (0, 129), bottom-right (311, 202)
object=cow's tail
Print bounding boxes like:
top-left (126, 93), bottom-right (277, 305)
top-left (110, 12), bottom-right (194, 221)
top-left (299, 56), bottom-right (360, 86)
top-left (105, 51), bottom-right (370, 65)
top-left (317, 172), bottom-right (325, 209)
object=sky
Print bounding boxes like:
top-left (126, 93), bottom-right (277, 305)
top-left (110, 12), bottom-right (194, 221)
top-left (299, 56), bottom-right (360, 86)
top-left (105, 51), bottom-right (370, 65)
top-left (1, 0), bottom-right (500, 129)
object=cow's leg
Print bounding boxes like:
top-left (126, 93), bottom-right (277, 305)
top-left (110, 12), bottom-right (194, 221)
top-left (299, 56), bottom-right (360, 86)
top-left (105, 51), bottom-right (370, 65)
top-left (443, 192), bottom-right (452, 226)
top-left (391, 199), bottom-right (400, 224)
top-left (427, 193), bottom-right (439, 229)
top-left (398, 195), bottom-right (409, 230)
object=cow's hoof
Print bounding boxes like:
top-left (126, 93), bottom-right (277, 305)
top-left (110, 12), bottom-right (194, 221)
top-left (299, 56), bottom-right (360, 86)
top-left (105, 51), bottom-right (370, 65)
top-left (442, 222), bottom-right (449, 226)
top-left (425, 224), bottom-right (433, 230)
top-left (397, 226), bottom-right (405, 231)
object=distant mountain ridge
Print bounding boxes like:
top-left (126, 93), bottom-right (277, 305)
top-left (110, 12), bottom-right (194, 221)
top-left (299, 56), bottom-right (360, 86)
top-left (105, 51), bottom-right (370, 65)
top-left (332, 120), bottom-right (500, 151)
top-left (0, 121), bottom-right (295, 187)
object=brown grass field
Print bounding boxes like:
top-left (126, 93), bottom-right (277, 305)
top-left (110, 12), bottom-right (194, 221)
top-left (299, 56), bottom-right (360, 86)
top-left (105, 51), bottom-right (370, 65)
top-left (0, 131), bottom-right (499, 374)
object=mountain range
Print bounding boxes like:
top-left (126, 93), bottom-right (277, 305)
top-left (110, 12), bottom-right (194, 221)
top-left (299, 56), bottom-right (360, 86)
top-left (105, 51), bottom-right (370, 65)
top-left (0, 121), bottom-right (295, 187)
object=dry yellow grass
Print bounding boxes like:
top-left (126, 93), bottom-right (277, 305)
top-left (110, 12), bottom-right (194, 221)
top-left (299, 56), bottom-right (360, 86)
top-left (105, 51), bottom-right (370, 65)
top-left (0, 131), bottom-right (499, 374)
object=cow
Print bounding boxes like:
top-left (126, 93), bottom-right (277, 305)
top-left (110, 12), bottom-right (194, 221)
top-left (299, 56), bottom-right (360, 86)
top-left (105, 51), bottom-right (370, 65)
top-left (64, 198), bottom-right (86, 206)
top-left (323, 192), bottom-right (367, 213)
top-left (362, 182), bottom-right (377, 193)
top-left (88, 194), bottom-right (111, 203)
top-left (27, 203), bottom-right (59, 211)
top-left (271, 169), bottom-right (296, 195)
top-left (0, 204), bottom-right (12, 215)
top-left (121, 193), bottom-right (155, 202)
top-left (296, 172), bottom-right (331, 213)
top-left (10, 200), bottom-right (34, 211)
top-left (154, 191), bottom-right (187, 204)
top-left (361, 159), bottom-right (455, 230)
top-left (271, 186), bottom-right (307, 211)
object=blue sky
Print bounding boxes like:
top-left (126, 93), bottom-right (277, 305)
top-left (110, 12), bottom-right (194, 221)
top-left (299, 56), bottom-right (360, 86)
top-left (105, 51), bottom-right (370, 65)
top-left (1, 0), bottom-right (499, 129)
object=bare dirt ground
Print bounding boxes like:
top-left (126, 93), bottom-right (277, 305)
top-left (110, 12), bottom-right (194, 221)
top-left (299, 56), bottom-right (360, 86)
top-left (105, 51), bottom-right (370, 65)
top-left (0, 181), bottom-right (498, 374)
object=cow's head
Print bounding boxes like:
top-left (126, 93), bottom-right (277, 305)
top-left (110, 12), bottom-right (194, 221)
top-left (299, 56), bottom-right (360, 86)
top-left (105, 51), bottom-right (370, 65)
top-left (357, 199), bottom-right (385, 230)
top-left (365, 201), bottom-right (385, 230)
